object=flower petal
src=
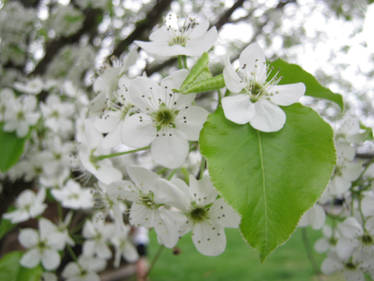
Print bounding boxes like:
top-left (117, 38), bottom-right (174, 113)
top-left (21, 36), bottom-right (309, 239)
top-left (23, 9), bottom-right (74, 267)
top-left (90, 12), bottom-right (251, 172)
top-left (126, 166), bottom-right (160, 194)
top-left (250, 100), bottom-right (286, 132)
top-left (269, 83), bottom-right (305, 106)
top-left (175, 106), bottom-right (208, 140)
top-left (151, 132), bottom-right (188, 168)
top-left (121, 113), bottom-right (156, 148)
top-left (185, 27), bottom-right (218, 56)
top-left (222, 95), bottom-right (254, 124)
top-left (209, 198), bottom-right (241, 228)
top-left (19, 229), bottom-right (39, 248)
top-left (42, 249), bottom-right (61, 270)
top-left (239, 43), bottom-right (267, 83)
top-left (161, 69), bottom-right (188, 90)
top-left (223, 57), bottom-right (246, 93)
top-left (192, 222), bottom-right (226, 256)
top-left (20, 249), bottom-right (41, 268)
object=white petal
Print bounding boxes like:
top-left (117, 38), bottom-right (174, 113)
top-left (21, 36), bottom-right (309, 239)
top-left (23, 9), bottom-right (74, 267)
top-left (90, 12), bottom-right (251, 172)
top-left (269, 83), bottom-right (305, 106)
top-left (160, 69), bottom-right (188, 90)
top-left (250, 99), bottom-right (286, 132)
top-left (314, 238), bottom-right (330, 253)
top-left (185, 27), bottom-right (218, 56)
top-left (189, 176), bottom-right (218, 206)
top-left (338, 217), bottom-right (364, 239)
top-left (96, 161), bottom-right (122, 185)
top-left (223, 57), bottom-right (246, 93)
top-left (239, 43), bottom-right (267, 83)
top-left (20, 249), bottom-right (41, 268)
top-left (126, 166), bottom-right (160, 193)
top-left (149, 26), bottom-right (171, 42)
top-left (192, 222), bottom-right (226, 256)
top-left (102, 124), bottom-right (122, 149)
top-left (209, 198), bottom-right (241, 228)
top-left (128, 77), bottom-right (161, 111)
top-left (153, 179), bottom-right (190, 211)
top-left (42, 249), bottom-right (61, 270)
top-left (62, 263), bottom-right (80, 278)
top-left (321, 256), bottom-right (343, 275)
top-left (123, 243), bottom-right (139, 262)
top-left (121, 113), bottom-right (156, 148)
top-left (151, 133), bottom-right (188, 168)
top-left (94, 111), bottom-right (120, 133)
top-left (343, 270), bottom-right (365, 281)
top-left (222, 95), bottom-right (254, 124)
top-left (130, 202), bottom-right (156, 228)
top-left (135, 41), bottom-right (178, 57)
top-left (154, 209), bottom-right (180, 248)
top-left (175, 106), bottom-right (208, 140)
top-left (336, 238), bottom-right (357, 260)
top-left (83, 240), bottom-right (96, 256)
top-left (189, 17), bottom-right (209, 38)
top-left (19, 229), bottom-right (39, 248)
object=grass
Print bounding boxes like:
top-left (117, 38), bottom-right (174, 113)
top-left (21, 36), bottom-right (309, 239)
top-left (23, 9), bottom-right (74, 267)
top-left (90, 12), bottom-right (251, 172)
top-left (148, 228), bottom-right (343, 281)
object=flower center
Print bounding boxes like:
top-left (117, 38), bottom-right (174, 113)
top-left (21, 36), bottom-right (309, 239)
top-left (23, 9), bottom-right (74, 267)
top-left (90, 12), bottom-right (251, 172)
top-left (345, 262), bottom-right (356, 270)
top-left (190, 207), bottom-right (208, 222)
top-left (153, 105), bottom-right (176, 131)
top-left (361, 234), bottom-right (373, 245)
top-left (140, 192), bottom-right (159, 209)
top-left (169, 36), bottom-right (187, 47)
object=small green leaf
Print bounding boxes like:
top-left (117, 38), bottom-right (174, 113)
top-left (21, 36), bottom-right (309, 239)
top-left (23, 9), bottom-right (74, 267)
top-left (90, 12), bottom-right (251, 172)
top-left (180, 52), bottom-right (209, 91)
top-left (360, 122), bottom-right (373, 141)
top-left (270, 59), bottom-right (344, 110)
top-left (200, 104), bottom-right (336, 261)
top-left (0, 218), bottom-right (14, 240)
top-left (0, 251), bottom-right (42, 281)
top-left (0, 123), bottom-right (29, 172)
top-left (181, 74), bottom-right (225, 94)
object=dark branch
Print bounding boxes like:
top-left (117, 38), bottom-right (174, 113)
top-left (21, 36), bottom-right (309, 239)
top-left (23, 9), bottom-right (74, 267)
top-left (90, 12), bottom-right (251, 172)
top-left (145, 0), bottom-right (247, 76)
top-left (111, 0), bottom-right (173, 58)
top-left (31, 8), bottom-right (103, 76)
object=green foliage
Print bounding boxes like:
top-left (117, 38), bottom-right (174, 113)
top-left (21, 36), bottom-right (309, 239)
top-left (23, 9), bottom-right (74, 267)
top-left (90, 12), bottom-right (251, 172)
top-left (0, 218), bottom-right (14, 240)
top-left (270, 59), bottom-right (344, 110)
top-left (0, 251), bottom-right (42, 281)
top-left (200, 104), bottom-right (336, 261)
top-left (0, 123), bottom-right (29, 172)
top-left (178, 53), bottom-right (225, 94)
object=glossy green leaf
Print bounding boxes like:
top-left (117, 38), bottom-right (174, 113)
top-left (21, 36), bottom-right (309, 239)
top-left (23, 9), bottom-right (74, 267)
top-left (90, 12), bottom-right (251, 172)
top-left (0, 123), bottom-right (29, 172)
top-left (0, 251), bottom-right (42, 281)
top-left (270, 59), bottom-right (344, 110)
top-left (181, 74), bottom-right (225, 94)
top-left (180, 52), bottom-right (209, 91)
top-left (200, 104), bottom-right (336, 261)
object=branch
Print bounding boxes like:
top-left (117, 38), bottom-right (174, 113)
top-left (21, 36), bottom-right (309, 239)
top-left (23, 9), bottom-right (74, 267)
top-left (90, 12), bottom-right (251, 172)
top-left (145, 0), bottom-right (247, 76)
top-left (30, 8), bottom-right (103, 76)
top-left (111, 0), bottom-right (173, 58)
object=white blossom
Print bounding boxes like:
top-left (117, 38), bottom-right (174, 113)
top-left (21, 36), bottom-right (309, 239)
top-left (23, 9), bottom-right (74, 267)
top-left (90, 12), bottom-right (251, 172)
top-left (3, 189), bottom-right (46, 223)
top-left (122, 70), bottom-right (208, 168)
top-left (222, 43), bottom-right (305, 132)
top-left (135, 13), bottom-right (217, 57)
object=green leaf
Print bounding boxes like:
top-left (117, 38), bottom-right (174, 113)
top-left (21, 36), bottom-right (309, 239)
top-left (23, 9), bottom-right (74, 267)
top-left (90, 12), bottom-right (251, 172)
top-left (0, 123), bottom-right (29, 172)
top-left (181, 74), bottom-right (225, 94)
top-left (269, 59), bottom-right (344, 110)
top-left (180, 52), bottom-right (209, 91)
top-left (0, 251), bottom-right (42, 281)
top-left (200, 104), bottom-right (336, 261)
top-left (0, 218), bottom-right (15, 240)
top-left (360, 122), bottom-right (373, 141)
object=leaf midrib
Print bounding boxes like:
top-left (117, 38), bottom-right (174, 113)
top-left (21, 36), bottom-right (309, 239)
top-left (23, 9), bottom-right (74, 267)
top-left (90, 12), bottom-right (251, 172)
top-left (256, 130), bottom-right (269, 253)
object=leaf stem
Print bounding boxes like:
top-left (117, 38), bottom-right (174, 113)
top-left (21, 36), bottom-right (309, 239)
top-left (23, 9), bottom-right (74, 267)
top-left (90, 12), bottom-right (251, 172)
top-left (94, 146), bottom-right (150, 161)
top-left (301, 228), bottom-right (321, 279)
top-left (146, 244), bottom-right (165, 278)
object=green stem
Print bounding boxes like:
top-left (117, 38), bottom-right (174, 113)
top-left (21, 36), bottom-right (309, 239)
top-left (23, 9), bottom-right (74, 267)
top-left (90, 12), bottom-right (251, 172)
top-left (301, 228), bottom-right (321, 278)
top-left (146, 245), bottom-right (165, 278)
top-left (94, 146), bottom-right (150, 161)
top-left (167, 169), bottom-right (177, 180)
top-left (198, 157), bottom-right (206, 180)
top-left (67, 244), bottom-right (78, 262)
top-left (178, 56), bottom-right (184, 69)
